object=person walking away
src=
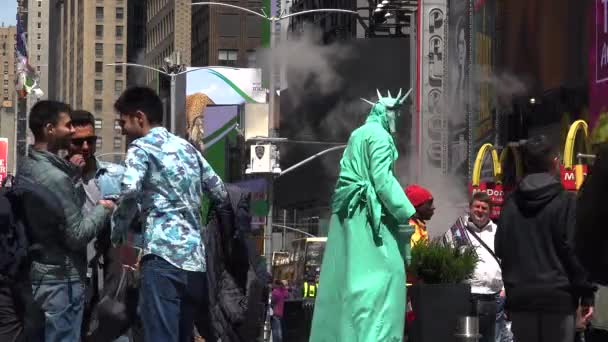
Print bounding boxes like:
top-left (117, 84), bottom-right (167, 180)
top-left (309, 89), bottom-right (416, 342)
top-left (444, 191), bottom-right (511, 342)
top-left (495, 135), bottom-right (595, 342)
top-left (18, 101), bottom-right (115, 341)
top-left (111, 87), bottom-right (228, 342)
top-left (404, 184), bottom-right (435, 247)
top-left (271, 280), bottom-right (289, 342)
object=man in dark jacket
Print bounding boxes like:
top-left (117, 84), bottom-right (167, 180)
top-left (495, 135), bottom-right (595, 342)
top-left (18, 101), bottom-right (115, 341)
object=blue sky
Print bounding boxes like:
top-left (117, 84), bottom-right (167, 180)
top-left (0, 0), bottom-right (16, 27)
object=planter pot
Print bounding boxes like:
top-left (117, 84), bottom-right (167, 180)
top-left (409, 283), bottom-right (471, 342)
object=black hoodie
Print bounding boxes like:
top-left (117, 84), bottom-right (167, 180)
top-left (495, 173), bottom-right (595, 313)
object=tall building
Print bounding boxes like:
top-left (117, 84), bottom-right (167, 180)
top-left (58, 0), bottom-right (127, 161)
top-left (127, 0), bottom-right (146, 87)
top-left (145, 0), bottom-right (191, 75)
top-left (0, 26), bottom-right (17, 173)
top-left (191, 0), bottom-right (263, 67)
top-left (26, 0), bottom-right (56, 101)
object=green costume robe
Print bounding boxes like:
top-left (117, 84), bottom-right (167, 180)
top-left (309, 94), bottom-right (416, 342)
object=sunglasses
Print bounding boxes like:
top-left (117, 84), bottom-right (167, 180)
top-left (71, 136), bottom-right (98, 146)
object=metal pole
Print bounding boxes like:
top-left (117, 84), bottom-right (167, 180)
top-left (170, 73), bottom-right (176, 134)
top-left (269, 18), bottom-right (276, 136)
top-left (265, 176), bottom-right (274, 273)
top-left (282, 209), bottom-right (287, 250)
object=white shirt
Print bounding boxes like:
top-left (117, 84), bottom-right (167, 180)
top-left (464, 216), bottom-right (503, 295)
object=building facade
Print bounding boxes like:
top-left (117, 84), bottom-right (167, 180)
top-left (58, 0), bottom-right (127, 160)
top-left (127, 0), bottom-right (146, 87)
top-left (191, 0), bottom-right (263, 67)
top-left (145, 0), bottom-right (191, 76)
top-left (0, 26), bottom-right (17, 172)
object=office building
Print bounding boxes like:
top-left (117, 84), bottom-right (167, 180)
top-left (0, 25), bottom-right (16, 172)
top-left (58, 0), bottom-right (127, 160)
top-left (191, 0), bottom-right (263, 67)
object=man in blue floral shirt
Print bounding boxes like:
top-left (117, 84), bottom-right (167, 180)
top-left (112, 87), bottom-right (228, 342)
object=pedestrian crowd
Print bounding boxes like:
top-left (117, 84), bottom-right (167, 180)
top-left (0, 87), bottom-right (264, 342)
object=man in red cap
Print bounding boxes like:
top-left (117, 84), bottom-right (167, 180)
top-left (405, 184), bottom-right (435, 246)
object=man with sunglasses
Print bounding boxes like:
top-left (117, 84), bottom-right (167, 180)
top-left (67, 110), bottom-right (133, 341)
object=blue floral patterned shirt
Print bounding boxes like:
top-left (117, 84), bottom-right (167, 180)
top-left (112, 127), bottom-right (227, 272)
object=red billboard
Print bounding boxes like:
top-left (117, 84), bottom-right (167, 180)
top-left (0, 138), bottom-right (8, 184)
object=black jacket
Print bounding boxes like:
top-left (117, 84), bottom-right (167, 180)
top-left (495, 173), bottom-right (595, 313)
top-left (202, 184), bottom-right (270, 342)
top-left (576, 144), bottom-right (608, 285)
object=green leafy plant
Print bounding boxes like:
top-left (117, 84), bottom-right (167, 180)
top-left (409, 238), bottom-right (479, 284)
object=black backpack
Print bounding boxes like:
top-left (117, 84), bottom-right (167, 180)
top-left (0, 175), bottom-right (65, 283)
top-left (0, 186), bottom-right (29, 282)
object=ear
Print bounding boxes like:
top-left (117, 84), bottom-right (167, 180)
top-left (134, 110), bottom-right (146, 124)
top-left (44, 122), bottom-right (54, 135)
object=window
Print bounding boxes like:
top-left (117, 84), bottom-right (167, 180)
top-left (95, 43), bottom-right (103, 57)
top-left (115, 80), bottom-right (123, 93)
top-left (95, 61), bottom-right (103, 73)
top-left (95, 119), bottom-right (103, 129)
top-left (37, 44), bottom-right (41, 50)
top-left (37, 33), bottom-right (41, 40)
top-left (3, 89), bottom-right (7, 96)
top-left (95, 80), bottom-right (103, 94)
top-left (96, 25), bottom-right (103, 38)
top-left (37, 23), bottom-right (41, 29)
top-left (116, 7), bottom-right (124, 20)
top-left (38, 1), bottom-right (41, 7)
top-left (246, 15), bottom-right (262, 37)
top-left (114, 65), bottom-right (122, 75)
top-left (96, 7), bottom-right (104, 19)
top-left (3, 80), bottom-right (7, 86)
top-left (218, 15), bottom-right (240, 36)
top-left (218, 49), bottom-right (238, 66)
top-left (37, 12), bottom-right (41, 18)
top-left (94, 99), bottom-right (103, 112)
top-left (113, 137), bottom-right (122, 149)
top-left (96, 137), bottom-right (102, 149)
top-left (115, 26), bottom-right (123, 38)
top-left (114, 119), bottom-right (121, 130)
top-left (37, 55), bottom-right (41, 61)
top-left (37, 66), bottom-right (40, 71)
top-left (115, 44), bottom-right (123, 57)
top-left (247, 50), bottom-right (256, 67)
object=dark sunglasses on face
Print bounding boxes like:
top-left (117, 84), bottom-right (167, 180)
top-left (71, 136), bottom-right (98, 146)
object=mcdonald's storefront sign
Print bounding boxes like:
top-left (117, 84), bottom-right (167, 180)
top-left (560, 165), bottom-right (589, 191)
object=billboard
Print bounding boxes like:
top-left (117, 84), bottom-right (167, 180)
top-left (184, 67), bottom-right (265, 151)
top-left (0, 138), bottom-right (8, 184)
top-left (447, 0), bottom-right (471, 179)
top-left (589, 0), bottom-right (608, 129)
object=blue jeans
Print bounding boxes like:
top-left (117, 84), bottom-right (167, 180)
top-left (271, 315), bottom-right (283, 342)
top-left (139, 255), bottom-right (207, 342)
top-left (31, 279), bottom-right (85, 342)
top-left (495, 295), bottom-right (513, 342)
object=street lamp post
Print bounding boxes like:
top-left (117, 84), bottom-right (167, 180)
top-left (106, 63), bottom-right (238, 134)
top-left (192, 0), bottom-right (357, 270)
top-left (191, 5), bottom-right (358, 340)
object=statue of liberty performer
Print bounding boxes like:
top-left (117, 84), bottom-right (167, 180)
top-left (309, 89), bottom-right (416, 341)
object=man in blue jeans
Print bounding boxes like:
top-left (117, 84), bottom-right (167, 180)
top-left (18, 101), bottom-right (115, 341)
top-left (112, 87), bottom-right (228, 342)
